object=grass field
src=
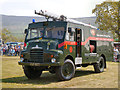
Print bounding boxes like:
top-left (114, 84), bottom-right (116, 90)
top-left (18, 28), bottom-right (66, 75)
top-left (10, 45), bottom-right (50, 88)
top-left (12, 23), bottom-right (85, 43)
top-left (1, 56), bottom-right (119, 88)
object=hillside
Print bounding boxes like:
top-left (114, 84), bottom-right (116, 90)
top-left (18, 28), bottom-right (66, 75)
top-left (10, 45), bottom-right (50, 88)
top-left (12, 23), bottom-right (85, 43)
top-left (1, 15), bottom-right (45, 33)
top-left (1, 14), bottom-right (98, 39)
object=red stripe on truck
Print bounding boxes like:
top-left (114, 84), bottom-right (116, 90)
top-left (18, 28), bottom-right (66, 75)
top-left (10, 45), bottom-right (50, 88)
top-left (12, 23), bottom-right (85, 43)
top-left (58, 41), bottom-right (77, 48)
top-left (81, 37), bottom-right (114, 45)
top-left (58, 37), bottom-right (113, 48)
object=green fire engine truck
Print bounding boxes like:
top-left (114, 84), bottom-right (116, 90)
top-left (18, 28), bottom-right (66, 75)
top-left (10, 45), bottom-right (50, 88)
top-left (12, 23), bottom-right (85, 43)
top-left (18, 10), bottom-right (114, 80)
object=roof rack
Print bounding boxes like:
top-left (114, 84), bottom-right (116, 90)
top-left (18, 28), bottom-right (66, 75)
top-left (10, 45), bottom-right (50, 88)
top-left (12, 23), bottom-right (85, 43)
top-left (35, 10), bottom-right (67, 21)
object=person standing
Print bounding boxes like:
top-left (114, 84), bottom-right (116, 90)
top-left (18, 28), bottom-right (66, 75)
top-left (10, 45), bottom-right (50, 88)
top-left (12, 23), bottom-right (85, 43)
top-left (10, 45), bottom-right (15, 56)
top-left (18, 44), bottom-right (21, 56)
top-left (3, 44), bottom-right (6, 55)
top-left (15, 45), bottom-right (19, 56)
top-left (19, 44), bottom-right (23, 56)
top-left (4, 44), bottom-right (8, 55)
top-left (0, 44), bottom-right (3, 56)
top-left (114, 47), bottom-right (119, 62)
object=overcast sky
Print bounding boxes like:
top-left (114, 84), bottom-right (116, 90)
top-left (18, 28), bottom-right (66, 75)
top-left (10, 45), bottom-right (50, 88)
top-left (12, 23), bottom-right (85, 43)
top-left (0, 0), bottom-right (119, 18)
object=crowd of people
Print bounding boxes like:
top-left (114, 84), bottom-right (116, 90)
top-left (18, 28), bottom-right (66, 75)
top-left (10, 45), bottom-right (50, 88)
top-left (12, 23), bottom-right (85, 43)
top-left (0, 43), bottom-right (24, 56)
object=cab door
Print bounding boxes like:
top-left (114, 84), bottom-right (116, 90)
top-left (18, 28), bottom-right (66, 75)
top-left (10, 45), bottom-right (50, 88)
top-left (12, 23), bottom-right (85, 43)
top-left (76, 28), bottom-right (82, 57)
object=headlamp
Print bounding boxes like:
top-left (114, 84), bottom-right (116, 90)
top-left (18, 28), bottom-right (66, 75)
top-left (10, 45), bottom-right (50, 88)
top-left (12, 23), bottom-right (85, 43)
top-left (51, 58), bottom-right (56, 63)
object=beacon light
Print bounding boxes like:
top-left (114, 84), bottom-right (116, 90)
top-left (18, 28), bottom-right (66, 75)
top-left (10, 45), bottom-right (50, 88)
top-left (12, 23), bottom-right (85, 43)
top-left (32, 19), bottom-right (35, 23)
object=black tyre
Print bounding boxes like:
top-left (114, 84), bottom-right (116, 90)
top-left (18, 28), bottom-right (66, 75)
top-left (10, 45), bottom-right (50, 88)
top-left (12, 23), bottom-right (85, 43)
top-left (93, 56), bottom-right (105, 73)
top-left (23, 66), bottom-right (42, 79)
top-left (56, 59), bottom-right (75, 80)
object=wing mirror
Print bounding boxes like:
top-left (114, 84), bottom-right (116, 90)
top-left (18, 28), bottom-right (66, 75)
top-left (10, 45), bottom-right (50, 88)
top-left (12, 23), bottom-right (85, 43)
top-left (68, 27), bottom-right (72, 33)
top-left (24, 29), bottom-right (28, 34)
top-left (68, 27), bottom-right (75, 33)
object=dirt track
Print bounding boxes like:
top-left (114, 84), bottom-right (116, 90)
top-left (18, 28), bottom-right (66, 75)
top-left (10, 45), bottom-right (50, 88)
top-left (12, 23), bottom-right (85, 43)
top-left (1, 56), bottom-right (119, 88)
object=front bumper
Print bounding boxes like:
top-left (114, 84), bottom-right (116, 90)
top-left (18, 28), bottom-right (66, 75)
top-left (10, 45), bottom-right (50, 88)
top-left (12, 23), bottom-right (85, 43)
top-left (18, 61), bottom-right (61, 66)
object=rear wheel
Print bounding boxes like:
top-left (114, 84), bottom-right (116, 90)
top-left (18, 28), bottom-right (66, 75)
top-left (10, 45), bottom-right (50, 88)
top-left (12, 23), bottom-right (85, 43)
top-left (23, 66), bottom-right (42, 79)
top-left (93, 56), bottom-right (105, 73)
top-left (56, 59), bottom-right (75, 80)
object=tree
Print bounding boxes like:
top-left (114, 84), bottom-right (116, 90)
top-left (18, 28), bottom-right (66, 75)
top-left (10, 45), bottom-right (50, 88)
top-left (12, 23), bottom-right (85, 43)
top-left (92, 0), bottom-right (120, 41)
top-left (2, 28), bottom-right (11, 43)
top-left (1, 28), bottom-right (18, 43)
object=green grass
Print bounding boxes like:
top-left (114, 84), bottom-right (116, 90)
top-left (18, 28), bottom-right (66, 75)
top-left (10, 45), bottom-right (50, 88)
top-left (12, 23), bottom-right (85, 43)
top-left (1, 56), bottom-right (119, 88)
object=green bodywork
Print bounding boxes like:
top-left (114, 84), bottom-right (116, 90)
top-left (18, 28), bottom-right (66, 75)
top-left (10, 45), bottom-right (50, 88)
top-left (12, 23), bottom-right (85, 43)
top-left (18, 21), bottom-right (113, 67)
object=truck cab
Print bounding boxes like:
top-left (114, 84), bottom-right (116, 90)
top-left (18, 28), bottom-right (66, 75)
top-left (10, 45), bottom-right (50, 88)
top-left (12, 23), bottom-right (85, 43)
top-left (21, 21), bottom-right (67, 66)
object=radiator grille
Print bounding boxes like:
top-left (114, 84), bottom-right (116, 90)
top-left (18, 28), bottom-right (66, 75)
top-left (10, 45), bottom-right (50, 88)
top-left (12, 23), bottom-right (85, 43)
top-left (30, 49), bottom-right (44, 63)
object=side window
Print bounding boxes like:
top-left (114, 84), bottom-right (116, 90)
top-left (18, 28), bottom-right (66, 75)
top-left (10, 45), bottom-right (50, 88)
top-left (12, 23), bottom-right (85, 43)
top-left (65, 27), bottom-right (75, 41)
top-left (65, 31), bottom-right (69, 40)
top-left (30, 29), bottom-right (38, 38)
top-left (69, 32), bottom-right (74, 41)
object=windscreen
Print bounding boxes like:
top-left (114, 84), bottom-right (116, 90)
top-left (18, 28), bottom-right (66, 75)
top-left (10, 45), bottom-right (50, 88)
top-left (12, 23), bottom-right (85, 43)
top-left (27, 27), bottom-right (64, 40)
top-left (27, 28), bottom-right (44, 39)
top-left (44, 27), bottom-right (64, 39)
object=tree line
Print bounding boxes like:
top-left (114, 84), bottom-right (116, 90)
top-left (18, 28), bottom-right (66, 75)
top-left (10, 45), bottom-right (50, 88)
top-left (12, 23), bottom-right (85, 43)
top-left (1, 28), bottom-right (24, 43)
top-left (92, 0), bottom-right (120, 41)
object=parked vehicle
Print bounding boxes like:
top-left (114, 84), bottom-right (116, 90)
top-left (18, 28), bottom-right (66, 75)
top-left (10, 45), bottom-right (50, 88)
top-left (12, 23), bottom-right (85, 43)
top-left (18, 10), bottom-right (114, 80)
top-left (18, 42), bottom-right (24, 45)
top-left (6, 42), bottom-right (18, 46)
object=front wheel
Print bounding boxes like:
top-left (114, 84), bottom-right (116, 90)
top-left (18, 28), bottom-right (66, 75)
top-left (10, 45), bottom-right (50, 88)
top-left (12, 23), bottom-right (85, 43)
top-left (93, 56), bottom-right (105, 73)
top-left (23, 66), bottom-right (42, 79)
top-left (56, 59), bottom-right (75, 80)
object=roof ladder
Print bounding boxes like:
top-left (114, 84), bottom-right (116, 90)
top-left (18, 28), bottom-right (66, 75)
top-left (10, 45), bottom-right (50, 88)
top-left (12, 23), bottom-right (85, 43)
top-left (35, 10), bottom-right (67, 21)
